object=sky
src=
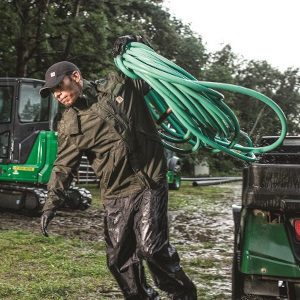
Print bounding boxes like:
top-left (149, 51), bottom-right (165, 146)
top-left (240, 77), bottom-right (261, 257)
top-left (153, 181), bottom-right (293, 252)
top-left (163, 0), bottom-right (300, 72)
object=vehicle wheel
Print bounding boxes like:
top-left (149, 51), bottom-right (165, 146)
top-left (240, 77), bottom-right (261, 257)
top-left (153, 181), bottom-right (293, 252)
top-left (232, 246), bottom-right (245, 299)
top-left (287, 282), bottom-right (300, 299)
top-left (232, 205), bottom-right (244, 299)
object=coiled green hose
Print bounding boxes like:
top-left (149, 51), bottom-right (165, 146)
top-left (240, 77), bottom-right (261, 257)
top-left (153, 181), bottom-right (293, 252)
top-left (114, 42), bottom-right (287, 162)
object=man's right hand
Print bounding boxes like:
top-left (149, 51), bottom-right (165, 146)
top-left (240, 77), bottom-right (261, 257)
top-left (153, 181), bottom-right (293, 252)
top-left (112, 35), bottom-right (137, 58)
top-left (112, 34), bottom-right (153, 58)
top-left (40, 210), bottom-right (56, 237)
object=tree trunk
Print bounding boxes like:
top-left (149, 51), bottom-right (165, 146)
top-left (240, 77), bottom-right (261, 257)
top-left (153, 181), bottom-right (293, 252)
top-left (248, 104), bottom-right (267, 138)
top-left (63, 0), bottom-right (82, 59)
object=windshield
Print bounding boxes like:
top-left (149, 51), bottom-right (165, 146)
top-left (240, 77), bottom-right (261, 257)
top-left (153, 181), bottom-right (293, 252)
top-left (19, 83), bottom-right (50, 122)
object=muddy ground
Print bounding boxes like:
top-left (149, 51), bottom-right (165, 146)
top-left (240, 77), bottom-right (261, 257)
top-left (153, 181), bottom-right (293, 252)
top-left (0, 207), bottom-right (107, 242)
top-left (0, 182), bottom-right (242, 299)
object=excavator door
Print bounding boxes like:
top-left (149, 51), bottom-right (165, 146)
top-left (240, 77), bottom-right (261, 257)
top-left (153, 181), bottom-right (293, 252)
top-left (0, 78), bottom-right (58, 165)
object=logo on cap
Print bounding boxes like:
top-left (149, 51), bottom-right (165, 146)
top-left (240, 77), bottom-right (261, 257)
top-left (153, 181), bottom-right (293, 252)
top-left (50, 72), bottom-right (56, 77)
top-left (116, 96), bottom-right (124, 104)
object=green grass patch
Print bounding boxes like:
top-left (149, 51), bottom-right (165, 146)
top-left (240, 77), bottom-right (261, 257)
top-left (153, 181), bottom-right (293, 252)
top-left (168, 181), bottom-right (235, 210)
top-left (0, 231), bottom-right (112, 300)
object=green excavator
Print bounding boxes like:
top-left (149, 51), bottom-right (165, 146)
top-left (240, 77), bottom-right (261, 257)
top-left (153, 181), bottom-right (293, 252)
top-left (0, 77), bottom-right (91, 212)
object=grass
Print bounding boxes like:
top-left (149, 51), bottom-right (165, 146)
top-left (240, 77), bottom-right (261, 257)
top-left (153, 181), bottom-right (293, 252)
top-left (0, 181), bottom-right (238, 299)
top-left (0, 231), bottom-right (111, 300)
top-left (168, 182), bottom-right (233, 209)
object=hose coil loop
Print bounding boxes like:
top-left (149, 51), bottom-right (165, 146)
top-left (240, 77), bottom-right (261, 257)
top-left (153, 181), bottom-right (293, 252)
top-left (114, 42), bottom-right (287, 162)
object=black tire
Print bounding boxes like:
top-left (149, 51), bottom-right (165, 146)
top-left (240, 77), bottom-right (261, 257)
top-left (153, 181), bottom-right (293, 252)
top-left (232, 242), bottom-right (245, 299)
top-left (287, 282), bottom-right (300, 299)
top-left (232, 205), bottom-right (245, 300)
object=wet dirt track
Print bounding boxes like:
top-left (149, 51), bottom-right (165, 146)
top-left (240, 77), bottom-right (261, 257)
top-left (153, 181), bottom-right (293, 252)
top-left (0, 182), bottom-right (242, 299)
top-left (168, 183), bottom-right (242, 299)
top-left (0, 207), bottom-right (106, 243)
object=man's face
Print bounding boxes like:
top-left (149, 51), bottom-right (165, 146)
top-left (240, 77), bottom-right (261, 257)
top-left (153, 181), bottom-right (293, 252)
top-left (51, 71), bottom-right (82, 107)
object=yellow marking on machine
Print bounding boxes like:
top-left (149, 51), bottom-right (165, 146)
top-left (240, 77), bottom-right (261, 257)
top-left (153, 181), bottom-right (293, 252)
top-left (13, 166), bottom-right (35, 171)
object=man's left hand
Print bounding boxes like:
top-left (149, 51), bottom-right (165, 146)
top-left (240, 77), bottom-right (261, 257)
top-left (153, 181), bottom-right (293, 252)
top-left (40, 209), bottom-right (56, 237)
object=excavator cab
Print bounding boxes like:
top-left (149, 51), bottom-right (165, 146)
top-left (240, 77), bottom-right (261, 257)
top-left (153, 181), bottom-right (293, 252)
top-left (0, 78), bottom-right (91, 211)
top-left (0, 78), bottom-right (58, 164)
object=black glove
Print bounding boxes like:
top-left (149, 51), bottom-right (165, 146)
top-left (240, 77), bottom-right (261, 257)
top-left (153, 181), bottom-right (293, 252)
top-left (112, 34), bottom-right (137, 58)
top-left (41, 209), bottom-right (56, 237)
top-left (112, 34), bottom-right (153, 58)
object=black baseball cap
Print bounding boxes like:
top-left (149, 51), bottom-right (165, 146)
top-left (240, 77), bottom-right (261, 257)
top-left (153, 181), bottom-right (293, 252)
top-left (39, 61), bottom-right (80, 98)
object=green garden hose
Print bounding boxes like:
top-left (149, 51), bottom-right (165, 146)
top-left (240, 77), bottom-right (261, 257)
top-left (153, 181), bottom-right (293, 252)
top-left (114, 42), bottom-right (287, 162)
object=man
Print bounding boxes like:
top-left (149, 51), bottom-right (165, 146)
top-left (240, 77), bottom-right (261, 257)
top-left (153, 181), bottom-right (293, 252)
top-left (40, 35), bottom-right (197, 300)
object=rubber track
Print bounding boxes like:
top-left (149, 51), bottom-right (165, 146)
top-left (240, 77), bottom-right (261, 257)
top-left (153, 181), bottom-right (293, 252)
top-left (0, 182), bottom-right (92, 211)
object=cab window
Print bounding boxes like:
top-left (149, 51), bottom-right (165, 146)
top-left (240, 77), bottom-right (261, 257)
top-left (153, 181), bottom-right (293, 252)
top-left (0, 86), bottom-right (13, 123)
top-left (19, 83), bottom-right (50, 122)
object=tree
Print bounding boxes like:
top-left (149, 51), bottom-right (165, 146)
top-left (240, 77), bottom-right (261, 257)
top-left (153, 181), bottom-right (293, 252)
top-left (234, 60), bottom-right (300, 142)
top-left (0, 0), bottom-right (207, 81)
top-left (273, 68), bottom-right (300, 135)
top-left (1, 0), bottom-right (299, 176)
top-left (0, 0), bottom-right (109, 78)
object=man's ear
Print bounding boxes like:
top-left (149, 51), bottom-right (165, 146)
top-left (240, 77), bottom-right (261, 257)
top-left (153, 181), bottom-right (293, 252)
top-left (72, 70), bottom-right (81, 82)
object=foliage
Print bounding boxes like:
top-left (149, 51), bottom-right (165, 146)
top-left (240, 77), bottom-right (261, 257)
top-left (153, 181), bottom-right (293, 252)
top-left (0, 0), bottom-right (299, 173)
top-left (180, 149), bottom-right (246, 177)
top-left (234, 60), bottom-right (287, 143)
top-left (273, 68), bottom-right (300, 135)
top-left (19, 100), bottom-right (40, 121)
top-left (0, 0), bottom-right (207, 80)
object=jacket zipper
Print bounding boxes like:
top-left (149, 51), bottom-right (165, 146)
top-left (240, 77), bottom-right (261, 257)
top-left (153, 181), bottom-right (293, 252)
top-left (106, 100), bottom-right (117, 115)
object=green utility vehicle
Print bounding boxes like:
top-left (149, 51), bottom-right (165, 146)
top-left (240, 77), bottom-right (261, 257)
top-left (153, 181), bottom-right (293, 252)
top-left (165, 148), bottom-right (181, 190)
top-left (0, 78), bottom-right (91, 212)
top-left (232, 136), bottom-right (300, 299)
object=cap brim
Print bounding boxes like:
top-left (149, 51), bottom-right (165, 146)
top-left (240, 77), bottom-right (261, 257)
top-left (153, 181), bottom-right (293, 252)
top-left (39, 75), bottom-right (65, 98)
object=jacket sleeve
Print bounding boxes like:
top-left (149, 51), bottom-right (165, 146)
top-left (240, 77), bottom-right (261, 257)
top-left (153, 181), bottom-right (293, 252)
top-left (42, 130), bottom-right (83, 212)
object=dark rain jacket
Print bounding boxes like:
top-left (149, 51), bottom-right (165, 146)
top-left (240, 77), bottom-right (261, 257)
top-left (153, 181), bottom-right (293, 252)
top-left (43, 72), bottom-right (168, 211)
